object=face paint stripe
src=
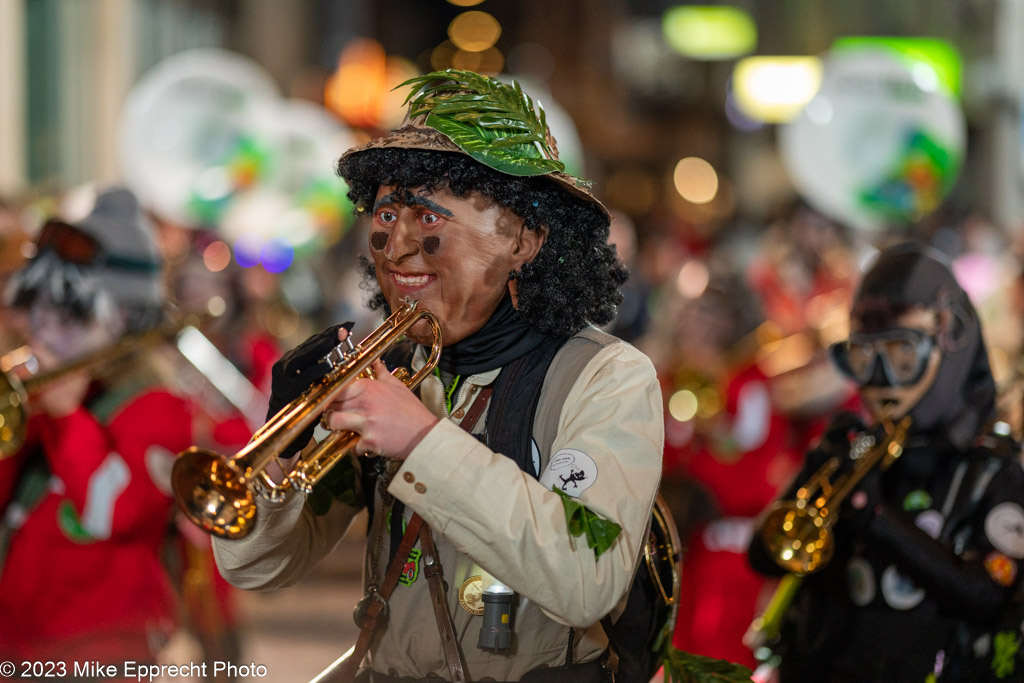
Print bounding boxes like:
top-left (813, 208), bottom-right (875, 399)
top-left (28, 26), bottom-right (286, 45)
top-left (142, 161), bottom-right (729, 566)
top-left (370, 231), bottom-right (389, 251)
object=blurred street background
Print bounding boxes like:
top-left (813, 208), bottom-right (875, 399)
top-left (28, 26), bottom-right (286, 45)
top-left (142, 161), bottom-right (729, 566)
top-left (5, 0), bottom-right (1024, 681)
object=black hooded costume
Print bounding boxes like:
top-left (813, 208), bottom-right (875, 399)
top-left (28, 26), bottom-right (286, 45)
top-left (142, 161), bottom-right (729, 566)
top-left (749, 244), bottom-right (1024, 682)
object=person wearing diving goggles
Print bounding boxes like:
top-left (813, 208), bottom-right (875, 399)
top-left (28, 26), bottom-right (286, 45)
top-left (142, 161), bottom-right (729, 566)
top-left (749, 243), bottom-right (1024, 682)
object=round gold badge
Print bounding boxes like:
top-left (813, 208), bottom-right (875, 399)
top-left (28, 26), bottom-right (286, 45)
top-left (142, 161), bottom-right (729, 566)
top-left (458, 575), bottom-right (485, 616)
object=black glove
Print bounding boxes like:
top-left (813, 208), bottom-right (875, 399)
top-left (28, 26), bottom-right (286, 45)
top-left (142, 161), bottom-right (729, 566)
top-left (267, 321), bottom-right (354, 459)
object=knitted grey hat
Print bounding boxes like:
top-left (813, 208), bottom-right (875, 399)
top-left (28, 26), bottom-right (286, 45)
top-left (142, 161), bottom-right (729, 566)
top-left (5, 186), bottom-right (165, 332)
top-left (70, 186), bottom-right (164, 309)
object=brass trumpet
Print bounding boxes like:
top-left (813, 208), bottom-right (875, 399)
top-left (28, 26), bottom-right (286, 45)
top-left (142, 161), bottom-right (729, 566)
top-left (0, 313), bottom-right (210, 458)
top-left (171, 299), bottom-right (442, 539)
top-left (759, 414), bottom-right (912, 574)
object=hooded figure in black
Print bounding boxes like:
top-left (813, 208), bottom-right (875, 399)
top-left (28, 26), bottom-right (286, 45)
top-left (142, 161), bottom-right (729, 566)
top-left (749, 243), bottom-right (1024, 682)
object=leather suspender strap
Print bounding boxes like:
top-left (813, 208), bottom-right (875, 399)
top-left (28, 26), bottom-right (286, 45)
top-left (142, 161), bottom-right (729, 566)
top-left (414, 385), bottom-right (490, 681)
top-left (459, 385), bottom-right (493, 434)
top-left (421, 524), bottom-right (467, 682)
top-left (330, 512), bottom-right (425, 682)
top-left (326, 385), bottom-right (494, 682)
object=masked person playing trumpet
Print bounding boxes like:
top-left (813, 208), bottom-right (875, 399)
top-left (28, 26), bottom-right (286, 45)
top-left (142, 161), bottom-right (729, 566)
top-left (748, 243), bottom-right (1024, 682)
top-left (210, 70), bottom-right (663, 682)
top-left (0, 187), bottom-right (193, 669)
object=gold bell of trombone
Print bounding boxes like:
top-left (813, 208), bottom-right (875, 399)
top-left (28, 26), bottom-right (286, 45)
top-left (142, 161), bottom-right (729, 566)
top-left (0, 313), bottom-right (212, 459)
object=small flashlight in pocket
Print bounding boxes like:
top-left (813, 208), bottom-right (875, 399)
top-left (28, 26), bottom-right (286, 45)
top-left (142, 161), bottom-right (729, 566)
top-left (478, 580), bottom-right (514, 652)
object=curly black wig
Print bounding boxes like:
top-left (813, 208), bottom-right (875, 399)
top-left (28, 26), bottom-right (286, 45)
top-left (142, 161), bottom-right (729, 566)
top-left (337, 148), bottom-right (627, 338)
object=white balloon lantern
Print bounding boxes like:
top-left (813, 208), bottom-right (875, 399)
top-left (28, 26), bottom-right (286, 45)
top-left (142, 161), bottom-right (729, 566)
top-left (779, 48), bottom-right (966, 231)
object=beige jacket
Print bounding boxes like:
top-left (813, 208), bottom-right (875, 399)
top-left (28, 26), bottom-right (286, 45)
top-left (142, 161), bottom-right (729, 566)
top-left (213, 328), bottom-right (663, 681)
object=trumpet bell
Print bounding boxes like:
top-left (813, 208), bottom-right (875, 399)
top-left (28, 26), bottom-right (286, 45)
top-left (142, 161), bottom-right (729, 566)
top-left (759, 501), bottom-right (834, 574)
top-left (171, 446), bottom-right (256, 539)
top-left (0, 371), bottom-right (27, 458)
top-left (172, 299), bottom-right (443, 539)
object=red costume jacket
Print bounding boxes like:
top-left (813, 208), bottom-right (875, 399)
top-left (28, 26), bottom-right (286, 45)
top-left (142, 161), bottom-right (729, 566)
top-left (665, 364), bottom-right (805, 668)
top-left (0, 386), bottom-right (192, 663)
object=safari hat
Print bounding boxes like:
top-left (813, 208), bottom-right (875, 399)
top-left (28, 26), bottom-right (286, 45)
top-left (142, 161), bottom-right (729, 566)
top-left (338, 69), bottom-right (610, 220)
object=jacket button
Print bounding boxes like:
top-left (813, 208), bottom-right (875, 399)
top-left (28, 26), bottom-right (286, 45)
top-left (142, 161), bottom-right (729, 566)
top-left (414, 482), bottom-right (427, 494)
top-left (403, 472), bottom-right (415, 483)
top-left (453, 408), bottom-right (465, 419)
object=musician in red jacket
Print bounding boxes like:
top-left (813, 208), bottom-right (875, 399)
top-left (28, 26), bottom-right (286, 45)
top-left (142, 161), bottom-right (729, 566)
top-left (0, 187), bottom-right (192, 667)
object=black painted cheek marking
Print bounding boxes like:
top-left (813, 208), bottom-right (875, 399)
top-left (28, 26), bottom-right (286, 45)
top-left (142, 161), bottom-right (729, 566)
top-left (370, 231), bottom-right (389, 251)
top-left (422, 235), bottom-right (442, 255)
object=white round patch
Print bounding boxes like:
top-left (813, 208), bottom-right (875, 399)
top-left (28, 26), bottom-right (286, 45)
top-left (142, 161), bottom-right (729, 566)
top-left (984, 502), bottom-right (1024, 559)
top-left (539, 448), bottom-right (598, 498)
top-left (847, 556), bottom-right (876, 607)
top-left (880, 564), bottom-right (925, 611)
top-left (915, 509), bottom-right (944, 540)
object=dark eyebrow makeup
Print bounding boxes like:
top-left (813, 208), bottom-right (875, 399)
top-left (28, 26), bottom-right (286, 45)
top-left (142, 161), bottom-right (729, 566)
top-left (373, 191), bottom-right (455, 218)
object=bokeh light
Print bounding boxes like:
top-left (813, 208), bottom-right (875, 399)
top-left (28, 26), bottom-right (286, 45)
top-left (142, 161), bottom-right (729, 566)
top-left (676, 259), bottom-right (710, 299)
top-left (673, 156), bottom-right (719, 204)
top-left (697, 387), bottom-right (722, 418)
top-left (451, 47), bottom-right (504, 74)
top-left (233, 233), bottom-right (262, 269)
top-left (260, 237), bottom-right (295, 273)
top-left (449, 11), bottom-right (502, 52)
top-left (324, 38), bottom-right (386, 129)
top-left (662, 5), bottom-right (757, 60)
top-left (324, 38), bottom-right (417, 129)
top-left (668, 389), bottom-right (699, 422)
top-left (202, 240), bottom-right (231, 272)
top-left (431, 41), bottom-right (458, 70)
top-left (732, 56), bottom-right (823, 123)
top-left (205, 295), bottom-right (227, 318)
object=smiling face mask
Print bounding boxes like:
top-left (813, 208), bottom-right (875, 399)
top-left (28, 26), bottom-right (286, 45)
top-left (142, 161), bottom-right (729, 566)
top-left (369, 185), bottom-right (544, 346)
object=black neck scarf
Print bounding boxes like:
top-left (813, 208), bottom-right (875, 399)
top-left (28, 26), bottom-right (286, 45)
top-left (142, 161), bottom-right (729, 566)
top-left (438, 293), bottom-right (551, 376)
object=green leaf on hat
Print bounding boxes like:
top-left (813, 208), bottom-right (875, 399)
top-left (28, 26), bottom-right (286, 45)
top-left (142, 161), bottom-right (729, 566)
top-left (399, 69), bottom-right (567, 177)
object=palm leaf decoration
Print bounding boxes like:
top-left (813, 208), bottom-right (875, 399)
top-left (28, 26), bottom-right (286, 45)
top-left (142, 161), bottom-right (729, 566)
top-left (398, 69), bottom-right (567, 177)
top-left (662, 645), bottom-right (755, 683)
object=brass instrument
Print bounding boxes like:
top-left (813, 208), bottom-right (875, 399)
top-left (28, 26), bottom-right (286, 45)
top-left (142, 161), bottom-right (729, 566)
top-left (645, 492), bottom-right (684, 663)
top-left (0, 313), bottom-right (210, 458)
top-left (758, 414), bottom-right (912, 575)
top-left (171, 299), bottom-right (442, 540)
top-left (743, 415), bottom-right (912, 665)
